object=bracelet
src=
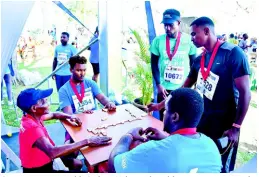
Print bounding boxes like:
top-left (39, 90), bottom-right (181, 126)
top-left (232, 123), bottom-right (241, 129)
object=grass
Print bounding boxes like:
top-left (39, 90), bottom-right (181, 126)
top-left (235, 150), bottom-right (256, 169)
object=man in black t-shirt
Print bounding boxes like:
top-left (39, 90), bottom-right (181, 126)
top-left (148, 17), bottom-right (251, 173)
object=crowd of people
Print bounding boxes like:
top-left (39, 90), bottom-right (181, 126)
top-left (218, 33), bottom-right (257, 54)
top-left (15, 8), bottom-right (253, 173)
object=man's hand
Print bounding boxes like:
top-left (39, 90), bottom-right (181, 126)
top-left (157, 84), bottom-right (168, 99)
top-left (52, 74), bottom-right (56, 80)
top-left (223, 127), bottom-right (240, 146)
top-left (68, 115), bottom-right (82, 126)
top-left (87, 136), bottom-right (112, 147)
top-left (147, 103), bottom-right (161, 112)
top-left (83, 110), bottom-right (93, 114)
top-left (105, 102), bottom-right (116, 111)
top-left (144, 127), bottom-right (168, 141)
top-left (127, 127), bottom-right (146, 142)
top-left (51, 112), bottom-right (82, 126)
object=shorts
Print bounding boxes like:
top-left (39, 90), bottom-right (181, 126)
top-left (91, 63), bottom-right (99, 75)
top-left (55, 75), bottom-right (71, 91)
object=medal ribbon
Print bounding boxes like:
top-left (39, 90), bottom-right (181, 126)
top-left (70, 79), bottom-right (85, 103)
top-left (200, 40), bottom-right (222, 80)
top-left (166, 32), bottom-right (181, 61)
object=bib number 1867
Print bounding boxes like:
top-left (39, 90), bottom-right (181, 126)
top-left (165, 73), bottom-right (183, 80)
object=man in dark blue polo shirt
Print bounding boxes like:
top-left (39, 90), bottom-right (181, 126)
top-left (148, 17), bottom-right (251, 173)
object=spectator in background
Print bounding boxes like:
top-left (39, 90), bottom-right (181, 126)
top-left (222, 34), bottom-right (227, 41)
top-left (250, 37), bottom-right (257, 53)
top-left (228, 33), bottom-right (238, 45)
top-left (1, 59), bottom-right (14, 106)
top-left (52, 32), bottom-right (78, 91)
top-left (17, 37), bottom-right (27, 61)
top-left (26, 37), bottom-right (36, 60)
top-left (238, 33), bottom-right (249, 52)
top-left (88, 26), bottom-right (100, 83)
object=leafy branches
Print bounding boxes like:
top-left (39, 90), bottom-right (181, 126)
top-left (130, 29), bottom-right (153, 105)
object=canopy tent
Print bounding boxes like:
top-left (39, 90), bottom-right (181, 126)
top-left (1, 1), bottom-right (35, 172)
top-left (1, 1), bottom-right (35, 80)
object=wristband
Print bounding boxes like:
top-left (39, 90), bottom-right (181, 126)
top-left (125, 133), bottom-right (134, 141)
top-left (232, 123), bottom-right (241, 129)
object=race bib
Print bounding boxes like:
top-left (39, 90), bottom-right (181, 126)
top-left (72, 88), bottom-right (95, 113)
top-left (196, 68), bottom-right (219, 100)
top-left (164, 64), bottom-right (184, 84)
top-left (57, 52), bottom-right (68, 65)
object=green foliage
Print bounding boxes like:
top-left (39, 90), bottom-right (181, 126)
top-left (123, 89), bottom-right (135, 102)
top-left (65, 1), bottom-right (97, 23)
top-left (249, 66), bottom-right (257, 91)
top-left (130, 29), bottom-right (153, 105)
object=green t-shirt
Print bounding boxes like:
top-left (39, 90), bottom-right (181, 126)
top-left (150, 33), bottom-right (197, 90)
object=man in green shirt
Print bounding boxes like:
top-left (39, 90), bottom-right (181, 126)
top-left (150, 9), bottom-right (197, 120)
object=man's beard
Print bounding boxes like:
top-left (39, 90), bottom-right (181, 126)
top-left (167, 32), bottom-right (177, 38)
top-left (61, 41), bottom-right (67, 46)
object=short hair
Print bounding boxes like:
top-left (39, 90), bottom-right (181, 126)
top-left (61, 32), bottom-right (70, 38)
top-left (190, 16), bottom-right (214, 27)
top-left (167, 88), bottom-right (204, 128)
top-left (69, 55), bottom-right (87, 69)
top-left (243, 33), bottom-right (248, 39)
top-left (230, 33), bottom-right (235, 38)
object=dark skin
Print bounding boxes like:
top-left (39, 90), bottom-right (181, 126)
top-left (108, 99), bottom-right (199, 173)
top-left (187, 24), bottom-right (251, 146)
top-left (62, 63), bottom-right (116, 115)
top-left (27, 97), bottom-right (112, 163)
top-left (108, 127), bottom-right (148, 173)
top-left (149, 25), bottom-right (251, 146)
top-left (151, 21), bottom-right (196, 99)
top-left (52, 34), bottom-right (69, 80)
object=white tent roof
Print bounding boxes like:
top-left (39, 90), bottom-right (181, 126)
top-left (1, 1), bottom-right (35, 79)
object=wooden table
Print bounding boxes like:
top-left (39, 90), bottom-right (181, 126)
top-left (61, 104), bottom-right (163, 166)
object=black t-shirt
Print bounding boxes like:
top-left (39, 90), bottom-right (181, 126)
top-left (188, 42), bottom-right (250, 140)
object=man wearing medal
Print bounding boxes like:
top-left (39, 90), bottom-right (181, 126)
top-left (150, 9), bottom-right (197, 120)
top-left (58, 55), bottom-right (116, 170)
top-left (185, 17), bottom-right (251, 173)
top-left (148, 17), bottom-right (251, 173)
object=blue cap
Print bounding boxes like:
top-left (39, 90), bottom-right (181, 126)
top-left (17, 88), bottom-right (53, 113)
top-left (161, 9), bottom-right (181, 24)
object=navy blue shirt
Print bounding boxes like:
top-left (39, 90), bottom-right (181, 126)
top-left (188, 42), bottom-right (250, 140)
